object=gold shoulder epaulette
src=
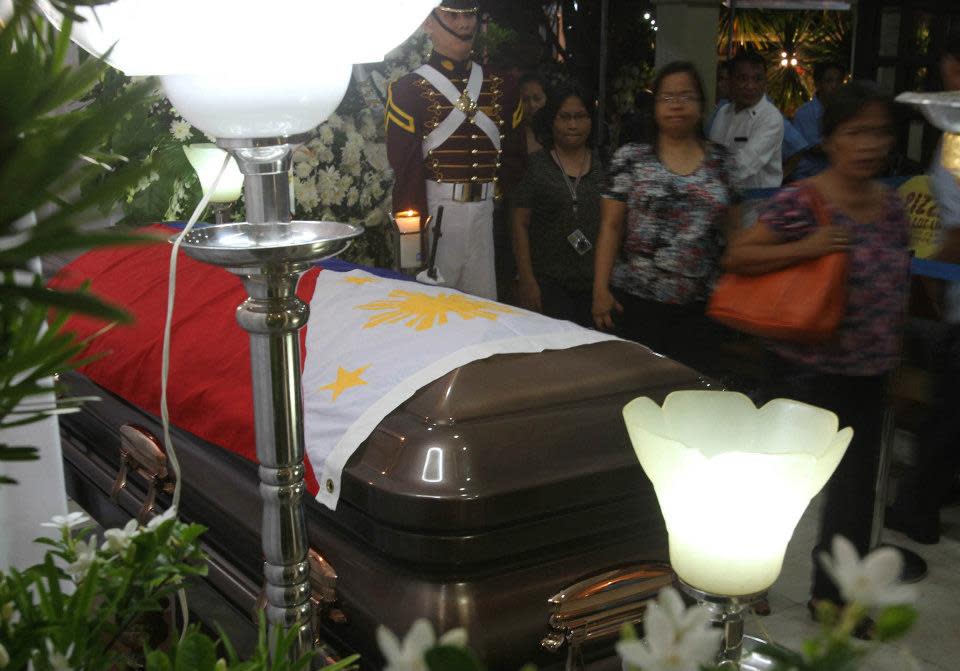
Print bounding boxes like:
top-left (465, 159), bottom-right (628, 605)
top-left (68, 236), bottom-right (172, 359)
top-left (386, 82), bottom-right (416, 134)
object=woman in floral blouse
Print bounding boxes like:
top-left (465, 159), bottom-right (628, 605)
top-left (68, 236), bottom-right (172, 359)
top-left (723, 82), bottom-right (909, 625)
top-left (593, 61), bottom-right (740, 375)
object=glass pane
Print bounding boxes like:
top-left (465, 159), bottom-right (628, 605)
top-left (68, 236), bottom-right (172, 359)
top-left (878, 7), bottom-right (901, 58)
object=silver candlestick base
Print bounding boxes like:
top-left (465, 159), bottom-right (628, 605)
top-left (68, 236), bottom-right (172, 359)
top-left (177, 133), bottom-right (362, 660)
top-left (676, 580), bottom-right (772, 671)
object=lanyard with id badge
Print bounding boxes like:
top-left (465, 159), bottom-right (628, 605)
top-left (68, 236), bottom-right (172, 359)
top-left (551, 149), bottom-right (593, 256)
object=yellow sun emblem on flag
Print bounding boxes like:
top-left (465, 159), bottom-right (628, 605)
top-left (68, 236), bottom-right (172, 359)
top-left (356, 290), bottom-right (514, 331)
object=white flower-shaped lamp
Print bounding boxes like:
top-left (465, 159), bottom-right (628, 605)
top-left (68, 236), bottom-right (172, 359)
top-left (623, 390), bottom-right (853, 596)
top-left (37, 1), bottom-right (440, 138)
top-left (183, 144), bottom-right (244, 204)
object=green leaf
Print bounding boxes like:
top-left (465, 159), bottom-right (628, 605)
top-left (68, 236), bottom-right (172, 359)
top-left (146, 649), bottom-right (174, 671)
top-left (425, 645), bottom-right (487, 671)
top-left (0, 445), bottom-right (40, 461)
top-left (318, 654), bottom-right (361, 671)
top-left (874, 605), bottom-right (918, 642)
top-left (0, 285), bottom-right (132, 323)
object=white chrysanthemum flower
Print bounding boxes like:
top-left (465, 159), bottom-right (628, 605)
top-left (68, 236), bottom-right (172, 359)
top-left (294, 179), bottom-right (320, 211)
top-left (388, 66), bottom-right (407, 84)
top-left (41, 511), bottom-right (91, 531)
top-left (65, 538), bottom-right (97, 581)
top-left (319, 126), bottom-right (335, 146)
top-left (364, 208), bottom-right (387, 228)
top-left (376, 619), bottom-right (467, 671)
top-left (616, 587), bottom-right (719, 671)
top-left (326, 113), bottom-right (343, 130)
top-left (145, 507), bottom-right (178, 531)
top-left (169, 118), bottom-right (192, 142)
top-left (294, 160), bottom-right (314, 179)
top-left (342, 117), bottom-right (357, 135)
top-left (358, 110), bottom-right (378, 141)
top-left (818, 536), bottom-right (918, 608)
top-left (407, 50), bottom-right (422, 70)
top-left (44, 639), bottom-right (75, 671)
top-left (346, 187), bottom-right (359, 207)
top-left (365, 142), bottom-right (390, 173)
top-left (370, 182), bottom-right (385, 200)
top-left (100, 519), bottom-right (139, 555)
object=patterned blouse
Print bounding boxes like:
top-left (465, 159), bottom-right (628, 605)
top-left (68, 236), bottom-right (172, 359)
top-left (760, 186), bottom-right (910, 376)
top-left (602, 142), bottom-right (738, 304)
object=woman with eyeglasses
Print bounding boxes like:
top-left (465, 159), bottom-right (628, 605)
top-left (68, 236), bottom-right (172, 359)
top-left (723, 83), bottom-right (909, 632)
top-left (593, 61), bottom-right (740, 375)
top-left (511, 83), bottom-right (601, 326)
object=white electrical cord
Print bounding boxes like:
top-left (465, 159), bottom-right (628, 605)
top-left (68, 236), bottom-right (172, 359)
top-left (158, 153), bottom-right (232, 639)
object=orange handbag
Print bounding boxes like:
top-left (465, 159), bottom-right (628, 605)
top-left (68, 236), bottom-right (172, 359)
top-left (707, 187), bottom-right (848, 343)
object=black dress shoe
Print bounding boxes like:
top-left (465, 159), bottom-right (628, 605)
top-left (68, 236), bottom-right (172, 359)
top-left (884, 506), bottom-right (940, 545)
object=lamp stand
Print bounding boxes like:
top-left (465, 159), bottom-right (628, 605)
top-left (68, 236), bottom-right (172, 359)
top-left (177, 133), bottom-right (362, 659)
top-left (210, 202), bottom-right (233, 225)
top-left (677, 580), bottom-right (768, 670)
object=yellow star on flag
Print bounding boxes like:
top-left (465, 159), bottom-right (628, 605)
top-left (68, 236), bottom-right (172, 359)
top-left (344, 276), bottom-right (377, 286)
top-left (318, 365), bottom-right (371, 401)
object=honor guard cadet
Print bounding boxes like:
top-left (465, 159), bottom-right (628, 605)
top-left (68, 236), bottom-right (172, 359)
top-left (386, 0), bottom-right (525, 299)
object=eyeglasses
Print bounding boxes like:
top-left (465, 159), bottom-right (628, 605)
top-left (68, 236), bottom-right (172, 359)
top-left (655, 94), bottom-right (701, 105)
top-left (557, 112), bottom-right (591, 122)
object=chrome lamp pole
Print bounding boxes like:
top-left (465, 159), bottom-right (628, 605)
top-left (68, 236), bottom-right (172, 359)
top-left (178, 135), bottom-right (361, 654)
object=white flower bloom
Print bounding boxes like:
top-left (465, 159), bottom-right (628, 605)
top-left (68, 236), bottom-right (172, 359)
top-left (145, 507), bottom-right (178, 531)
top-left (294, 160), bottom-right (314, 179)
top-left (100, 519), bottom-right (139, 555)
top-left (0, 641), bottom-right (9, 668)
top-left (319, 126), bottom-right (335, 146)
top-left (342, 117), bottom-right (357, 135)
top-left (358, 110), bottom-right (378, 141)
top-left (169, 118), bottom-right (192, 142)
top-left (294, 179), bottom-right (320, 211)
top-left (326, 113), bottom-right (343, 130)
top-left (615, 587), bottom-right (719, 671)
top-left (407, 50), bottom-right (422, 70)
top-left (346, 187), bottom-right (359, 207)
top-left (65, 538), bottom-right (97, 581)
top-left (44, 640), bottom-right (74, 671)
top-left (364, 208), bottom-right (387, 229)
top-left (376, 618), bottom-right (467, 671)
top-left (818, 536), bottom-right (918, 608)
top-left (387, 66), bottom-right (407, 84)
top-left (41, 512), bottom-right (91, 531)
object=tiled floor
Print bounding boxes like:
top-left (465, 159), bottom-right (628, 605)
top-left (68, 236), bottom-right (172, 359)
top-left (744, 497), bottom-right (960, 671)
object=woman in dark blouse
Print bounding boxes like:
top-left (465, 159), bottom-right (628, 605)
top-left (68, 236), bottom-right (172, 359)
top-left (511, 83), bottom-right (601, 327)
top-left (593, 61), bottom-right (740, 374)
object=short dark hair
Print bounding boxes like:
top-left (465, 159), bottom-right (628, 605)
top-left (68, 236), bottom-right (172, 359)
top-left (519, 72), bottom-right (546, 90)
top-left (649, 61), bottom-right (707, 148)
top-left (813, 61), bottom-right (845, 83)
top-left (533, 82), bottom-right (596, 149)
top-left (820, 81), bottom-right (892, 138)
top-left (731, 50), bottom-right (767, 73)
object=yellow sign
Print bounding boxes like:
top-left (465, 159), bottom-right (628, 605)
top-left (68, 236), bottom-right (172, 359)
top-left (898, 175), bottom-right (941, 259)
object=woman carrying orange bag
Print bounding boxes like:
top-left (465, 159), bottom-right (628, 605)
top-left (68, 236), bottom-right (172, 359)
top-left (722, 82), bottom-right (910, 626)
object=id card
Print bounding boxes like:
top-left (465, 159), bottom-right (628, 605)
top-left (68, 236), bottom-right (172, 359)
top-left (567, 229), bottom-right (593, 256)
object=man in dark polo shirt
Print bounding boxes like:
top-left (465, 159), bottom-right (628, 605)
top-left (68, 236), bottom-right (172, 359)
top-left (386, 0), bottom-right (524, 299)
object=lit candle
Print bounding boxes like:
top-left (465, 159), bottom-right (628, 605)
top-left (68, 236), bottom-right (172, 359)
top-left (394, 209), bottom-right (422, 269)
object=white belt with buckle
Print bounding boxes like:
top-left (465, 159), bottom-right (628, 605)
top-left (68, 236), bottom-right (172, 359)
top-left (448, 182), bottom-right (493, 202)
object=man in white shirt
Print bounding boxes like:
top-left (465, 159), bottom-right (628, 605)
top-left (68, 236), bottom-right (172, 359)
top-left (708, 51), bottom-right (784, 190)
